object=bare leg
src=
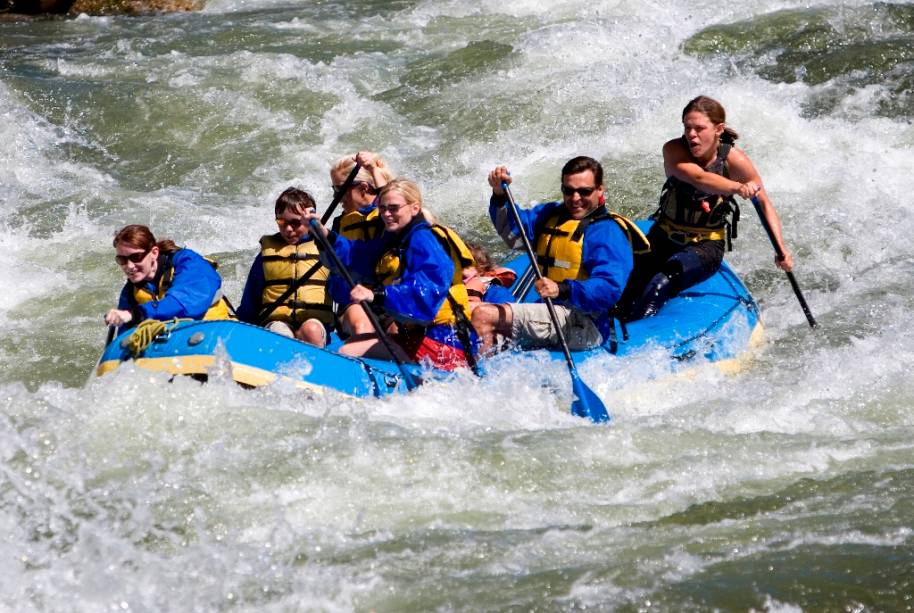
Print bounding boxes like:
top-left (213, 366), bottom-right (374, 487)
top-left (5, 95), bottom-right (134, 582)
top-left (340, 303), bottom-right (375, 337)
top-left (339, 333), bottom-right (411, 364)
top-left (470, 303), bottom-right (513, 355)
top-left (295, 318), bottom-right (327, 347)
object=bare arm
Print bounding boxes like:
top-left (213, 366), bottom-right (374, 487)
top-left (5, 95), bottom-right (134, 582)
top-left (663, 138), bottom-right (760, 199)
top-left (355, 151), bottom-right (390, 190)
top-left (725, 148), bottom-right (794, 272)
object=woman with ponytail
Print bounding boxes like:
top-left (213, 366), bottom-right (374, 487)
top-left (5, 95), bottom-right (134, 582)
top-left (629, 95), bottom-right (794, 319)
top-left (105, 224), bottom-right (232, 327)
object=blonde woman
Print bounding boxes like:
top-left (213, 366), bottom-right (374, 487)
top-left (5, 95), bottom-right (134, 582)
top-left (308, 179), bottom-right (475, 371)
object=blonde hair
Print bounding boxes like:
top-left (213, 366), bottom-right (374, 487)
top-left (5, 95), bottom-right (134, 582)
top-left (378, 178), bottom-right (439, 223)
top-left (330, 152), bottom-right (394, 188)
top-left (378, 178), bottom-right (422, 207)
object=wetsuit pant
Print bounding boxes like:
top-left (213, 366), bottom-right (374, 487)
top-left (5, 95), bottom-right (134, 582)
top-left (621, 224), bottom-right (725, 320)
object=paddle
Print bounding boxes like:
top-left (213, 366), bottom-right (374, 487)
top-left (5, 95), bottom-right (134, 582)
top-left (255, 260), bottom-right (324, 326)
top-left (255, 163), bottom-right (363, 325)
top-left (308, 218), bottom-right (420, 391)
top-left (750, 196), bottom-right (817, 329)
top-left (501, 182), bottom-right (610, 423)
top-left (511, 263), bottom-right (536, 301)
top-left (88, 324), bottom-right (118, 383)
top-left (321, 162), bottom-right (362, 225)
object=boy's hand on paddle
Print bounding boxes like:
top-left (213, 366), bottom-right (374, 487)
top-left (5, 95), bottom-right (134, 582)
top-left (776, 250), bottom-right (794, 272)
top-left (303, 210), bottom-right (328, 238)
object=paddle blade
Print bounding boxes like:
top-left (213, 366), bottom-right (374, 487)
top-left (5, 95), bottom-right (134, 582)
top-left (570, 373), bottom-right (610, 423)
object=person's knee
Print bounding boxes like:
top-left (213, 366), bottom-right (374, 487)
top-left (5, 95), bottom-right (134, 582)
top-left (471, 304), bottom-right (496, 335)
top-left (634, 271), bottom-right (675, 319)
top-left (296, 319), bottom-right (327, 347)
top-left (344, 305), bottom-right (374, 335)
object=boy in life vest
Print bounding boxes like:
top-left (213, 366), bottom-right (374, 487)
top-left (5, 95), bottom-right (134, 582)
top-left (471, 156), bottom-right (638, 355)
top-left (627, 95), bottom-right (794, 318)
top-left (236, 187), bottom-right (333, 347)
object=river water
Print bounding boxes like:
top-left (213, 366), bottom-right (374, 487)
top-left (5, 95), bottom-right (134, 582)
top-left (2, 1), bottom-right (913, 610)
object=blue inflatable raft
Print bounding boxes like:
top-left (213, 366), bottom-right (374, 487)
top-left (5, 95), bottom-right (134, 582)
top-left (94, 254), bottom-right (763, 399)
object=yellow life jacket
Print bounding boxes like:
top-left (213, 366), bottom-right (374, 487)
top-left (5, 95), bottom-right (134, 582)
top-left (374, 223), bottom-right (474, 327)
top-left (655, 137), bottom-right (740, 247)
top-left (259, 234), bottom-right (333, 326)
top-left (534, 207), bottom-right (650, 283)
top-left (131, 250), bottom-right (234, 321)
top-left (332, 207), bottom-right (384, 242)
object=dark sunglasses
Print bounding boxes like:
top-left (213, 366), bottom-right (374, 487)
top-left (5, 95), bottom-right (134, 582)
top-left (115, 249), bottom-right (150, 266)
top-left (332, 181), bottom-right (368, 197)
top-left (560, 185), bottom-right (598, 197)
top-left (276, 217), bottom-right (307, 229)
top-left (377, 204), bottom-right (404, 214)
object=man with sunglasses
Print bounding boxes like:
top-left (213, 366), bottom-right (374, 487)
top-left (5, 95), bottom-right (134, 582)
top-left (471, 156), bottom-right (638, 355)
top-left (236, 187), bottom-right (334, 347)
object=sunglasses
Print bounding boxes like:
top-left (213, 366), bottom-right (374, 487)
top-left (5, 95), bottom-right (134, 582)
top-left (560, 185), bottom-right (598, 197)
top-left (332, 181), bottom-right (367, 198)
top-left (276, 217), bottom-right (307, 230)
top-left (377, 204), bottom-right (404, 214)
top-left (115, 249), bottom-right (150, 266)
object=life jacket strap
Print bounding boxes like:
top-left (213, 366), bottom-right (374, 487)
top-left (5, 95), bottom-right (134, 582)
top-left (263, 278), bottom-right (328, 287)
top-left (287, 301), bottom-right (333, 312)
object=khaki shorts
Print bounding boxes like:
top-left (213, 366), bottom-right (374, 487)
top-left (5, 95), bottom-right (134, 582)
top-left (509, 303), bottom-right (603, 351)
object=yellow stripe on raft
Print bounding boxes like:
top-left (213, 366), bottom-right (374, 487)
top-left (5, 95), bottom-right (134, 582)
top-left (96, 355), bottom-right (335, 395)
top-left (705, 319), bottom-right (765, 376)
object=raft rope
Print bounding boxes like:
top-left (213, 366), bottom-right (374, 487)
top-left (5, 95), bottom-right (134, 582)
top-left (124, 318), bottom-right (191, 358)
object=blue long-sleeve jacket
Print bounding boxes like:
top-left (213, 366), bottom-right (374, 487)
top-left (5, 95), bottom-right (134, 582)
top-left (117, 248), bottom-right (223, 323)
top-left (489, 196), bottom-right (633, 340)
top-left (324, 218), bottom-right (454, 326)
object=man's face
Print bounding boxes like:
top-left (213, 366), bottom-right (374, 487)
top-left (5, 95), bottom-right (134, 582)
top-left (561, 170), bottom-right (603, 219)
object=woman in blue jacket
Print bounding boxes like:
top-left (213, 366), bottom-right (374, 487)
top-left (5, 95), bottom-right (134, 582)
top-left (308, 179), bottom-right (475, 371)
top-left (105, 224), bottom-right (232, 328)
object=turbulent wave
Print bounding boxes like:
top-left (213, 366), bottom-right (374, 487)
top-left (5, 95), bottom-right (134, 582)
top-left (2, 0), bottom-right (913, 610)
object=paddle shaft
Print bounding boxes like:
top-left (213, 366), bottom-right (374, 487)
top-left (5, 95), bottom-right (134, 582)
top-left (255, 260), bottom-right (323, 326)
top-left (501, 184), bottom-right (581, 373)
top-left (321, 162), bottom-right (362, 225)
top-left (750, 196), bottom-right (817, 329)
top-left (511, 263), bottom-right (537, 301)
top-left (308, 219), bottom-right (419, 391)
top-left (104, 323), bottom-right (117, 346)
